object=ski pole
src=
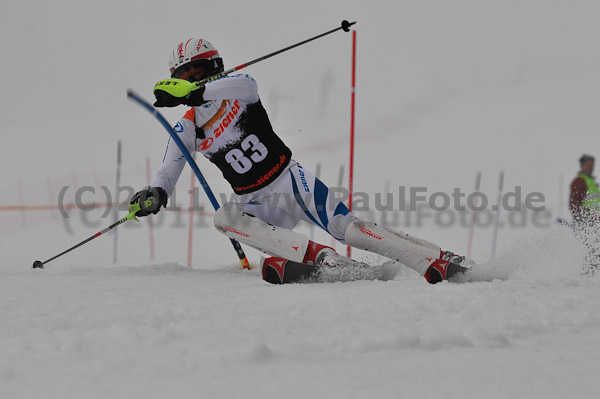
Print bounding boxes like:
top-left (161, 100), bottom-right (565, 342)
top-left (198, 20), bottom-right (356, 85)
top-left (127, 90), bottom-right (251, 269)
top-left (32, 199), bottom-right (153, 269)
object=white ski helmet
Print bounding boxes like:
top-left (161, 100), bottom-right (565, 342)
top-left (169, 38), bottom-right (224, 78)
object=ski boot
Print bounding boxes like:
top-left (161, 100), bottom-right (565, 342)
top-left (424, 250), bottom-right (473, 284)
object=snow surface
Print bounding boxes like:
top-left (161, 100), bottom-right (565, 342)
top-left (3, 0), bottom-right (600, 398)
top-left (2, 223), bottom-right (599, 399)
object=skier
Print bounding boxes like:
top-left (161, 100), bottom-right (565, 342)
top-left (130, 37), bottom-right (472, 283)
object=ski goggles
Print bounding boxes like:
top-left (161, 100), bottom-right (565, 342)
top-left (171, 60), bottom-right (211, 81)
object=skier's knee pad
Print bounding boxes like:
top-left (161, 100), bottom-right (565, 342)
top-left (213, 203), bottom-right (249, 232)
top-left (328, 213), bottom-right (359, 243)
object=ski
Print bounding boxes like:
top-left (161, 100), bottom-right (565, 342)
top-left (261, 256), bottom-right (400, 284)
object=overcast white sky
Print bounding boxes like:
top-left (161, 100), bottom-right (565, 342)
top-left (2, 0), bottom-right (599, 219)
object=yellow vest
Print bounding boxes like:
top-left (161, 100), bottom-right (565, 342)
top-left (579, 173), bottom-right (600, 212)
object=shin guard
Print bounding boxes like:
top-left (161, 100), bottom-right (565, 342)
top-left (214, 205), bottom-right (309, 262)
top-left (344, 221), bottom-right (441, 275)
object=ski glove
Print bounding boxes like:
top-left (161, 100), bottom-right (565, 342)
top-left (153, 78), bottom-right (206, 107)
top-left (130, 187), bottom-right (168, 217)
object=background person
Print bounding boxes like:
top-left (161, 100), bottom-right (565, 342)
top-left (569, 154), bottom-right (599, 221)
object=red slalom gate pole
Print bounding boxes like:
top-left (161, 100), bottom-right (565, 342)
top-left (347, 29), bottom-right (357, 259)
